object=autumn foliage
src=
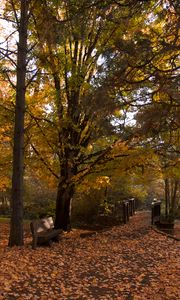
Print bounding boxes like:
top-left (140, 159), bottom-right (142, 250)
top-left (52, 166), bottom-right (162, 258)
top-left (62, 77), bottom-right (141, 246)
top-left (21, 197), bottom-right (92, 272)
top-left (0, 212), bottom-right (179, 299)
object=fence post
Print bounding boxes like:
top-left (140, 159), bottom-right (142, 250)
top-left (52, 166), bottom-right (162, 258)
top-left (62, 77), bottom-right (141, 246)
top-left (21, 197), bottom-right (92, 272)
top-left (132, 198), bottom-right (136, 215)
top-left (128, 198), bottom-right (135, 216)
top-left (127, 201), bottom-right (130, 222)
top-left (123, 201), bottom-right (127, 224)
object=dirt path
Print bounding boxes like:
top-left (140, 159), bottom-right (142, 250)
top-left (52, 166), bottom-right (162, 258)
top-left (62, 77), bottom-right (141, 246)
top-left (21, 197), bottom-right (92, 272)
top-left (0, 212), bottom-right (179, 299)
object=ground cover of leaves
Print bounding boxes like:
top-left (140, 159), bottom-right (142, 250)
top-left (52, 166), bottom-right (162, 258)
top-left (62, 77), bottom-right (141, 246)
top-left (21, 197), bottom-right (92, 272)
top-left (0, 212), bottom-right (179, 300)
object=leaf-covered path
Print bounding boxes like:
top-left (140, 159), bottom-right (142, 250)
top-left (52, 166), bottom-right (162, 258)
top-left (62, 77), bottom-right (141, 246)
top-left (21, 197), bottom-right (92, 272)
top-left (0, 212), bottom-right (179, 300)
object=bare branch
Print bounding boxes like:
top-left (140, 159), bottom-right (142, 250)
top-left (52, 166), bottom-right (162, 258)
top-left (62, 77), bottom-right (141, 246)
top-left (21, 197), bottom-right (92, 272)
top-left (30, 142), bottom-right (59, 179)
top-left (9, 0), bottom-right (20, 28)
top-left (2, 70), bottom-right (16, 89)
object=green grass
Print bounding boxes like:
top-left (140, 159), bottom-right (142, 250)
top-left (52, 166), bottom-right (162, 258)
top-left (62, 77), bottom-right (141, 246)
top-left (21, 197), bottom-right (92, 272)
top-left (0, 216), bottom-right (31, 224)
top-left (0, 216), bottom-right (10, 223)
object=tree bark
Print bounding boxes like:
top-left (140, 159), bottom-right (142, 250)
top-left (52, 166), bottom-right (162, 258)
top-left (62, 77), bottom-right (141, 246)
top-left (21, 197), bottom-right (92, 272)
top-left (170, 180), bottom-right (179, 217)
top-left (54, 182), bottom-right (74, 230)
top-left (9, 0), bottom-right (28, 247)
top-left (165, 178), bottom-right (170, 219)
top-left (54, 151), bottom-right (76, 231)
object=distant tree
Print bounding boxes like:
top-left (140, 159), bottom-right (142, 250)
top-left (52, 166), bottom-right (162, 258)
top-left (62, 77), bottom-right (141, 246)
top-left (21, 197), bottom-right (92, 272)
top-left (94, 0), bottom-right (180, 218)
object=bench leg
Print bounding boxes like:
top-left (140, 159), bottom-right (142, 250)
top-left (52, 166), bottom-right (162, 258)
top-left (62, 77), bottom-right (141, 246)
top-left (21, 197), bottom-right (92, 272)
top-left (52, 235), bottom-right (60, 243)
top-left (32, 236), bottom-right (37, 250)
top-left (48, 239), bottom-right (53, 247)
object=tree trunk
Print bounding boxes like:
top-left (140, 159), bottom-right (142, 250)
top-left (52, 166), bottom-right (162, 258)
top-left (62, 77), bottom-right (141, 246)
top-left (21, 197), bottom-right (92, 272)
top-left (165, 178), bottom-right (170, 218)
top-left (9, 0), bottom-right (28, 247)
top-left (54, 152), bottom-right (76, 231)
top-left (170, 180), bottom-right (179, 217)
top-left (54, 182), bottom-right (74, 230)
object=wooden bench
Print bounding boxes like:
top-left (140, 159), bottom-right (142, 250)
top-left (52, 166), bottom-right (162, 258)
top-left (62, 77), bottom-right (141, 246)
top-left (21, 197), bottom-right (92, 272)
top-left (30, 217), bottom-right (63, 249)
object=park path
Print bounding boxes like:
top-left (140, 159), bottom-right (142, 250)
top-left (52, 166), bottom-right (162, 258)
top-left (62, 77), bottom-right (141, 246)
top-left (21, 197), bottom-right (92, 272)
top-left (0, 211), bottom-right (179, 300)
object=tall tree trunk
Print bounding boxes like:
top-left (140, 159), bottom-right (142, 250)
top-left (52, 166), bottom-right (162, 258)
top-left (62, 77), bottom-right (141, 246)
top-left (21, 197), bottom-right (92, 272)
top-left (170, 180), bottom-right (179, 217)
top-left (165, 178), bottom-right (170, 218)
top-left (9, 0), bottom-right (28, 247)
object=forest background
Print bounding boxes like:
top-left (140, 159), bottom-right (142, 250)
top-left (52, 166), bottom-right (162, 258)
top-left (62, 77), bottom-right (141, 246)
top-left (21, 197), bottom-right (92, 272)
top-left (0, 0), bottom-right (179, 246)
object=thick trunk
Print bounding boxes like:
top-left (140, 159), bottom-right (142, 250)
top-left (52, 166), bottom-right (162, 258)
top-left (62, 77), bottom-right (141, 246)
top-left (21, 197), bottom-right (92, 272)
top-left (54, 155), bottom-right (76, 230)
top-left (165, 178), bottom-right (179, 220)
top-left (8, 0), bottom-right (28, 247)
top-left (54, 182), bottom-right (74, 230)
top-left (170, 180), bottom-right (179, 217)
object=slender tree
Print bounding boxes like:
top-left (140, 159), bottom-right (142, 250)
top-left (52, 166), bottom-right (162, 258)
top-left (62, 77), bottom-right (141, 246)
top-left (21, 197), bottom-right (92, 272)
top-left (8, 0), bottom-right (29, 246)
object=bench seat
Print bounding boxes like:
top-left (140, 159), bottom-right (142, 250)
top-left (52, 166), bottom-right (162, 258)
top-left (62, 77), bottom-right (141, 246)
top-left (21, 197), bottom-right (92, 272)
top-left (30, 217), bottom-right (63, 249)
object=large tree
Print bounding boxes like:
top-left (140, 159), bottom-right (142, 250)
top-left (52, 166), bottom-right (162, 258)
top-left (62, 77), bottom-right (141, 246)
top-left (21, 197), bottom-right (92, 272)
top-left (28, 0), bottom-right (158, 230)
